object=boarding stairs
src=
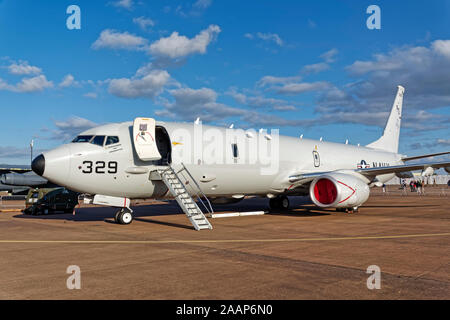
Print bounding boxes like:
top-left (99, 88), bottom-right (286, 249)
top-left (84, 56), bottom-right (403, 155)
top-left (157, 164), bottom-right (213, 230)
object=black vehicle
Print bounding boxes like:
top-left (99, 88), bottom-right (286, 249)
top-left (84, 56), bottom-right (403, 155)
top-left (23, 188), bottom-right (79, 215)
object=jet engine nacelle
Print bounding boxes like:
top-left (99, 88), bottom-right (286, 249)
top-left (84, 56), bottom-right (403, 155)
top-left (396, 171), bottom-right (414, 179)
top-left (309, 173), bottom-right (370, 208)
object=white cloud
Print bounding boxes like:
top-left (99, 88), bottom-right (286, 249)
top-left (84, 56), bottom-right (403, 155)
top-left (193, 0), bottom-right (212, 9)
top-left (305, 40), bottom-right (450, 133)
top-left (51, 116), bottom-right (98, 141)
top-left (0, 146), bottom-right (45, 159)
top-left (257, 75), bottom-right (302, 87)
top-left (301, 49), bottom-right (338, 74)
top-left (133, 17), bottom-right (155, 31)
top-left (274, 105), bottom-right (297, 111)
top-left (274, 81), bottom-right (330, 95)
top-left (307, 19), bottom-right (317, 29)
top-left (302, 62), bottom-right (330, 74)
top-left (437, 139), bottom-right (450, 146)
top-left (0, 78), bottom-right (14, 91)
top-left (83, 92), bottom-right (98, 99)
top-left (432, 40), bottom-right (450, 59)
top-left (112, 0), bottom-right (133, 10)
top-left (320, 48), bottom-right (338, 63)
top-left (15, 75), bottom-right (53, 93)
top-left (227, 87), bottom-right (296, 111)
top-left (108, 69), bottom-right (170, 99)
top-left (343, 40), bottom-right (450, 110)
top-left (246, 32), bottom-right (284, 46)
top-left (59, 74), bottom-right (78, 88)
top-left (174, 0), bottom-right (212, 17)
top-left (158, 87), bottom-right (246, 122)
top-left (8, 61), bottom-right (42, 75)
top-left (256, 32), bottom-right (284, 46)
top-left (92, 29), bottom-right (148, 51)
top-left (149, 25), bottom-right (221, 59)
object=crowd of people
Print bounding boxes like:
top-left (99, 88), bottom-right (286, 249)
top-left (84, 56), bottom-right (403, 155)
top-left (396, 179), bottom-right (426, 195)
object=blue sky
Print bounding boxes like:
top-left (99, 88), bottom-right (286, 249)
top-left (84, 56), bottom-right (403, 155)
top-left (0, 0), bottom-right (449, 164)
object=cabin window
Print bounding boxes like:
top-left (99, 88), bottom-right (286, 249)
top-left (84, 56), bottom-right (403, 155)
top-left (105, 136), bottom-right (120, 146)
top-left (231, 143), bottom-right (239, 158)
top-left (90, 135), bottom-right (105, 146)
top-left (72, 135), bottom-right (94, 143)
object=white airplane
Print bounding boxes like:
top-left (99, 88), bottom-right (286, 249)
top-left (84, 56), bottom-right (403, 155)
top-left (32, 86), bottom-right (450, 230)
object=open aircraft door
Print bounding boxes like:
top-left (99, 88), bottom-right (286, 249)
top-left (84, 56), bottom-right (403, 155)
top-left (133, 117), bottom-right (162, 161)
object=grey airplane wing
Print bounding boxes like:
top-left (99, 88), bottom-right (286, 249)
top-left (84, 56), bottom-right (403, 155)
top-left (0, 165), bottom-right (31, 174)
top-left (355, 161), bottom-right (450, 176)
top-left (401, 151), bottom-right (450, 161)
top-left (288, 161), bottom-right (450, 186)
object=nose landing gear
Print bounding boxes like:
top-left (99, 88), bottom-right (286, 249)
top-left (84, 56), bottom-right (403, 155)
top-left (114, 208), bottom-right (134, 225)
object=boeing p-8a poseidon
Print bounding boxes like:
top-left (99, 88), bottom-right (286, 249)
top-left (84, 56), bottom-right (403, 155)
top-left (32, 86), bottom-right (450, 230)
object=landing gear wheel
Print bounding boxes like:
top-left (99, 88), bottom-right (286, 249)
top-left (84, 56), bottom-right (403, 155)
top-left (114, 210), bottom-right (121, 223)
top-left (269, 196), bottom-right (289, 210)
top-left (269, 198), bottom-right (279, 210)
top-left (117, 208), bottom-right (133, 225)
top-left (279, 196), bottom-right (289, 210)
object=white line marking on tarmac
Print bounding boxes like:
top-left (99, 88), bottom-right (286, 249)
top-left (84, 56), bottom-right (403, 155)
top-left (0, 233), bottom-right (449, 244)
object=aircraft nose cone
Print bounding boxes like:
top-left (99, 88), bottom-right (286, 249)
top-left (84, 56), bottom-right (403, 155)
top-left (32, 154), bottom-right (45, 176)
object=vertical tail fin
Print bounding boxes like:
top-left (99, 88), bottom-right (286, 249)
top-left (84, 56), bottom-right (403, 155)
top-left (366, 85), bottom-right (404, 153)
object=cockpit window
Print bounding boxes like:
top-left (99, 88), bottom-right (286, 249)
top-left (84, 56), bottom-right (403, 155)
top-left (72, 135), bottom-right (94, 143)
top-left (90, 135), bottom-right (105, 146)
top-left (105, 136), bottom-right (120, 146)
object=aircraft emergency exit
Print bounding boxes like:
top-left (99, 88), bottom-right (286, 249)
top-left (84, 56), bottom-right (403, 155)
top-left (32, 86), bottom-right (450, 230)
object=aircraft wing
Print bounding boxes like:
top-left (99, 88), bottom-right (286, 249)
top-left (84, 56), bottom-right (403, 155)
top-left (0, 166), bottom-right (31, 174)
top-left (355, 161), bottom-right (450, 176)
top-left (402, 151), bottom-right (450, 161)
top-left (288, 161), bottom-right (450, 186)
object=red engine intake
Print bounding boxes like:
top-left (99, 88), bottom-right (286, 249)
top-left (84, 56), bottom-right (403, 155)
top-left (309, 173), bottom-right (370, 208)
top-left (313, 178), bottom-right (337, 205)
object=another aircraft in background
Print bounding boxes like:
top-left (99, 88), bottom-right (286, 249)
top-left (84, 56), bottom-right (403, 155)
top-left (0, 165), bottom-right (54, 194)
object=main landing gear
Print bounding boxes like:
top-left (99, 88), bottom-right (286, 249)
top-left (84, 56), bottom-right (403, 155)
top-left (114, 207), bottom-right (134, 225)
top-left (269, 195), bottom-right (290, 211)
top-left (336, 207), bottom-right (360, 214)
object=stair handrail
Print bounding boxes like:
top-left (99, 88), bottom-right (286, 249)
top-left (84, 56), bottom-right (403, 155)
top-left (178, 163), bottom-right (214, 214)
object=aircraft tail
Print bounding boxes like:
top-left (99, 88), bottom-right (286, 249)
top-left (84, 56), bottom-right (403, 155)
top-left (366, 85), bottom-right (404, 153)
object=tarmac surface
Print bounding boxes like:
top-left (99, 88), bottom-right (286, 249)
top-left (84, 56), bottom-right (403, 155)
top-left (0, 185), bottom-right (449, 299)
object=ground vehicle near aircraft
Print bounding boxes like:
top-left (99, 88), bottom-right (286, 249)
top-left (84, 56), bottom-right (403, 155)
top-left (31, 86), bottom-right (450, 229)
top-left (23, 188), bottom-right (79, 215)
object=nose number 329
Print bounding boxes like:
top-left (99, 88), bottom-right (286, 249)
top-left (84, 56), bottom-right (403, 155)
top-left (80, 161), bottom-right (118, 174)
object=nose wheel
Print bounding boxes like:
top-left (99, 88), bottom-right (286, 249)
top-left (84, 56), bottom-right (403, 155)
top-left (114, 208), bottom-right (133, 225)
